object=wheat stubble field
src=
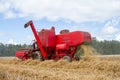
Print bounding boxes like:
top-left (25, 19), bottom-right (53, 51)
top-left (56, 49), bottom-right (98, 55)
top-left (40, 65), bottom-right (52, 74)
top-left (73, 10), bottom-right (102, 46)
top-left (0, 55), bottom-right (120, 80)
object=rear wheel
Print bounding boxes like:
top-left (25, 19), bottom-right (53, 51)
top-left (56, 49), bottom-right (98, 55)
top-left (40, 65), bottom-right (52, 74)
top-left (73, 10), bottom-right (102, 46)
top-left (63, 56), bottom-right (71, 62)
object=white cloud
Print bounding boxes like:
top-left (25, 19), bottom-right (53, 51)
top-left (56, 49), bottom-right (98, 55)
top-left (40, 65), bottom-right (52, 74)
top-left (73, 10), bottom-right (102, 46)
top-left (96, 37), bottom-right (104, 41)
top-left (102, 26), bottom-right (119, 35)
top-left (26, 35), bottom-right (34, 41)
top-left (97, 17), bottom-right (120, 41)
top-left (0, 0), bottom-right (11, 12)
top-left (7, 39), bottom-right (17, 44)
top-left (0, 0), bottom-right (120, 22)
top-left (102, 17), bottom-right (119, 35)
top-left (0, 32), bottom-right (3, 37)
top-left (115, 33), bottom-right (120, 41)
top-left (4, 11), bottom-right (16, 19)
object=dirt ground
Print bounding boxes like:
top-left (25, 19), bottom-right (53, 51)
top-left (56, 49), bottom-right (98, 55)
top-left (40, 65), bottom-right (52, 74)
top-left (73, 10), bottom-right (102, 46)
top-left (0, 56), bottom-right (120, 80)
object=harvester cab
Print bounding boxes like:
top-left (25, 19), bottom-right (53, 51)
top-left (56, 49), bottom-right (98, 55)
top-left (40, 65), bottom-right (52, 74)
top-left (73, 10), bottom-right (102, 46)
top-left (15, 20), bottom-right (92, 62)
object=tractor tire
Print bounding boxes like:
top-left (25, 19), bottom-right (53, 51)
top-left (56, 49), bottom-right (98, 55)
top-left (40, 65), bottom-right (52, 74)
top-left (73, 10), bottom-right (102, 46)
top-left (63, 56), bottom-right (71, 62)
top-left (32, 51), bottom-right (44, 61)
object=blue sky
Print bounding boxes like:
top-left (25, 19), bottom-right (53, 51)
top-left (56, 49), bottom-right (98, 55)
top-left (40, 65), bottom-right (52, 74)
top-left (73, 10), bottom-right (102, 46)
top-left (0, 0), bottom-right (120, 44)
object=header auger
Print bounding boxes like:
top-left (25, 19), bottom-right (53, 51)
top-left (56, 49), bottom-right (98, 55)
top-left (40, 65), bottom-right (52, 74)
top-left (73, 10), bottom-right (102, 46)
top-left (16, 20), bottom-right (92, 62)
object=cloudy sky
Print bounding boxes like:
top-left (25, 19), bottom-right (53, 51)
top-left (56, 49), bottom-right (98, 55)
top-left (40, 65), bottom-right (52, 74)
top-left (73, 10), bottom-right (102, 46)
top-left (0, 0), bottom-right (120, 44)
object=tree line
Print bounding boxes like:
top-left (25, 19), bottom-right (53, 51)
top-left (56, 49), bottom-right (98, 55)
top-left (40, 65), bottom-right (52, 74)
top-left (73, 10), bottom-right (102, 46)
top-left (91, 39), bottom-right (120, 55)
top-left (0, 43), bottom-right (29, 57)
top-left (0, 39), bottom-right (120, 57)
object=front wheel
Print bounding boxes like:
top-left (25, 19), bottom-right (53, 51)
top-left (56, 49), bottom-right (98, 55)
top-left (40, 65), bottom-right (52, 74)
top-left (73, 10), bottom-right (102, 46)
top-left (63, 56), bottom-right (71, 62)
top-left (32, 51), bottom-right (44, 61)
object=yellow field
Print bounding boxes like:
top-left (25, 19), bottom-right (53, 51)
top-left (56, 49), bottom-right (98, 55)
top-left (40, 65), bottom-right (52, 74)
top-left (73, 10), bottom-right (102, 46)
top-left (0, 56), bottom-right (120, 80)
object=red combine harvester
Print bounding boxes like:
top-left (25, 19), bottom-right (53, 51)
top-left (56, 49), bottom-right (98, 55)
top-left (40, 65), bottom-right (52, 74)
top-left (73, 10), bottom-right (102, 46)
top-left (16, 20), bottom-right (92, 62)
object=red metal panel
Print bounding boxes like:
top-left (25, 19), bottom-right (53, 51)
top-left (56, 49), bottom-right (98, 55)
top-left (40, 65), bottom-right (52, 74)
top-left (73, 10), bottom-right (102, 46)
top-left (56, 31), bottom-right (92, 46)
top-left (16, 51), bottom-right (26, 58)
top-left (38, 27), bottom-right (56, 47)
top-left (70, 31), bottom-right (83, 46)
top-left (81, 32), bottom-right (92, 42)
top-left (56, 33), bottom-right (71, 45)
top-left (56, 44), bottom-right (69, 51)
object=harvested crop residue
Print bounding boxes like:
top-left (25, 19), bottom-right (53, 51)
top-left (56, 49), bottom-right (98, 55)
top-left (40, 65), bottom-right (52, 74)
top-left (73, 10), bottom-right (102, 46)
top-left (0, 56), bottom-right (120, 80)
